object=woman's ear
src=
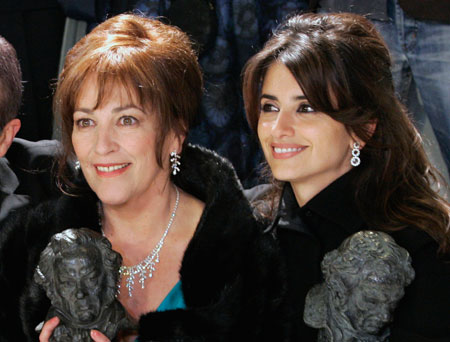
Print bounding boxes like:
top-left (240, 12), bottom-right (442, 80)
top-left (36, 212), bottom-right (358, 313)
top-left (172, 133), bottom-right (186, 154)
top-left (349, 134), bottom-right (365, 150)
top-left (349, 120), bottom-right (377, 149)
top-left (366, 120), bottom-right (377, 139)
top-left (0, 119), bottom-right (21, 157)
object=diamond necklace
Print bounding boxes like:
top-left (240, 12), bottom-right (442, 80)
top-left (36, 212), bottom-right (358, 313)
top-left (100, 185), bottom-right (180, 298)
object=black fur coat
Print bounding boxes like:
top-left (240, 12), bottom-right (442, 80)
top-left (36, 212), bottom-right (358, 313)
top-left (0, 145), bottom-right (285, 341)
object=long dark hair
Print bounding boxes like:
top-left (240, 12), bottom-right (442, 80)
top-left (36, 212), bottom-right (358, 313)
top-left (243, 12), bottom-right (450, 253)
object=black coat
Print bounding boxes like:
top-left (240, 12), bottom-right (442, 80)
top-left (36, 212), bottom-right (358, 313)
top-left (0, 138), bottom-right (60, 224)
top-left (0, 144), bottom-right (285, 342)
top-left (246, 170), bottom-right (450, 342)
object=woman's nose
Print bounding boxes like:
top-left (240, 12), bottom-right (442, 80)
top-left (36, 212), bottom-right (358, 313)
top-left (272, 111), bottom-right (295, 138)
top-left (94, 125), bottom-right (118, 155)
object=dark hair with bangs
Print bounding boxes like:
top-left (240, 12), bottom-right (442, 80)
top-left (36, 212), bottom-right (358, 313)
top-left (0, 35), bottom-right (22, 130)
top-left (244, 13), bottom-right (392, 142)
top-left (54, 13), bottom-right (203, 190)
top-left (243, 12), bottom-right (450, 253)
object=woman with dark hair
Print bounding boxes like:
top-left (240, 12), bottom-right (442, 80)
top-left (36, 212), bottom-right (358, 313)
top-left (243, 12), bottom-right (450, 341)
top-left (0, 14), bottom-right (283, 342)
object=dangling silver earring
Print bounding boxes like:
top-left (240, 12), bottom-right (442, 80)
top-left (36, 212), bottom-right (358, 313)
top-left (351, 142), bottom-right (361, 167)
top-left (170, 151), bottom-right (181, 175)
top-left (75, 160), bottom-right (81, 171)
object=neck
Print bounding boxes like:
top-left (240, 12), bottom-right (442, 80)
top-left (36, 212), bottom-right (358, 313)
top-left (101, 182), bottom-right (176, 240)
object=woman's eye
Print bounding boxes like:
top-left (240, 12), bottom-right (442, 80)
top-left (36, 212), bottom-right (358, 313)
top-left (298, 103), bottom-right (315, 113)
top-left (261, 103), bottom-right (279, 113)
top-left (119, 116), bottom-right (137, 126)
top-left (76, 118), bottom-right (94, 128)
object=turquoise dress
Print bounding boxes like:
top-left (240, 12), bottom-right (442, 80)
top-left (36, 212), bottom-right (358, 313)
top-left (156, 281), bottom-right (186, 312)
top-left (135, 281), bottom-right (186, 341)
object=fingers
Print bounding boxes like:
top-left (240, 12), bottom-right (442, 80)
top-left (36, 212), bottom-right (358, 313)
top-left (91, 329), bottom-right (111, 342)
top-left (39, 316), bottom-right (60, 342)
top-left (39, 318), bottom-right (111, 342)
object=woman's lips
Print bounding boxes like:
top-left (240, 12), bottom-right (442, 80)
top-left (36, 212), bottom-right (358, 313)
top-left (94, 163), bottom-right (131, 177)
top-left (271, 144), bottom-right (306, 159)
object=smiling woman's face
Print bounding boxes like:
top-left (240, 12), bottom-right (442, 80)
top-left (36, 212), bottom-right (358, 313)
top-left (72, 75), bottom-right (179, 208)
top-left (257, 62), bottom-right (355, 203)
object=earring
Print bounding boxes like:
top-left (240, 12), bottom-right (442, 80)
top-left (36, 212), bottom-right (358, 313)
top-left (351, 142), bottom-right (361, 167)
top-left (170, 151), bottom-right (181, 175)
top-left (75, 160), bottom-right (81, 171)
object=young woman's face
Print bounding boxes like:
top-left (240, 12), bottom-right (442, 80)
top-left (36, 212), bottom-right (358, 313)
top-left (257, 62), bottom-right (355, 201)
top-left (72, 76), bottom-right (179, 208)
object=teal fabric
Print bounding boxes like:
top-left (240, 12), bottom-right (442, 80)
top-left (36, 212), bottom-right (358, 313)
top-left (156, 280), bottom-right (186, 312)
top-left (136, 281), bottom-right (186, 341)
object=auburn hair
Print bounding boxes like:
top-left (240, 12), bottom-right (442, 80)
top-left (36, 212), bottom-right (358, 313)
top-left (54, 13), bottom-right (203, 190)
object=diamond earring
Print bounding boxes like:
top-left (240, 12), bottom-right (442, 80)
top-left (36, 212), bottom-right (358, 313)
top-left (351, 142), bottom-right (361, 167)
top-left (75, 160), bottom-right (81, 171)
top-left (170, 151), bottom-right (181, 175)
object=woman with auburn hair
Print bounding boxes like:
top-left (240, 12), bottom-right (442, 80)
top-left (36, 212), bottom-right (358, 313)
top-left (0, 14), bottom-right (283, 341)
top-left (243, 12), bottom-right (450, 341)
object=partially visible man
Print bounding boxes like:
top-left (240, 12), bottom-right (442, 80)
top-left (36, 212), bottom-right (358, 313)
top-left (0, 35), bottom-right (60, 224)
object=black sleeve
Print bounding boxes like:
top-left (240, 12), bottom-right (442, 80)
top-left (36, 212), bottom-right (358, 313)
top-left (246, 229), bottom-right (288, 341)
top-left (0, 207), bottom-right (38, 341)
top-left (0, 201), bottom-right (61, 342)
top-left (390, 242), bottom-right (450, 341)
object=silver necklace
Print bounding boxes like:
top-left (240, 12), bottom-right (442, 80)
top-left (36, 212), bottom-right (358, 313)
top-left (100, 185), bottom-right (180, 298)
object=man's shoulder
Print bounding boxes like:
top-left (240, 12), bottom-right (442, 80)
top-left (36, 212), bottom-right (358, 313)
top-left (2, 138), bottom-right (62, 209)
top-left (6, 138), bottom-right (61, 161)
top-left (5, 138), bottom-right (61, 171)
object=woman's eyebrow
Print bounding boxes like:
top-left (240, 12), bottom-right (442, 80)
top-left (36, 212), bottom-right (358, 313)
top-left (260, 94), bottom-right (307, 101)
top-left (112, 104), bottom-right (144, 113)
top-left (73, 104), bottom-right (144, 114)
top-left (261, 94), bottom-right (278, 101)
top-left (73, 107), bottom-right (94, 114)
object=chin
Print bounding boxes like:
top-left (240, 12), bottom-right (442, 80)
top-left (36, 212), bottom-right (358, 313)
top-left (96, 190), bottom-right (131, 206)
top-left (272, 170), bottom-right (306, 184)
top-left (98, 197), bottom-right (128, 207)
